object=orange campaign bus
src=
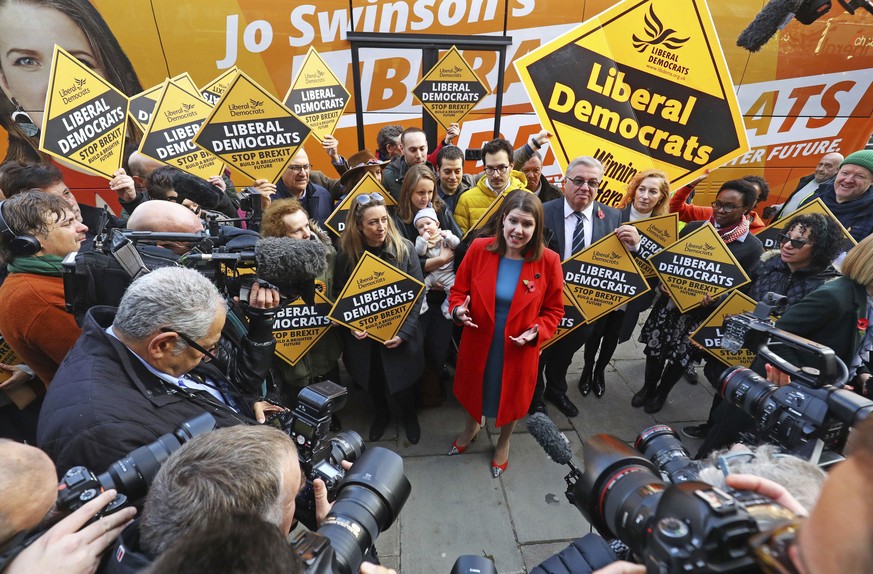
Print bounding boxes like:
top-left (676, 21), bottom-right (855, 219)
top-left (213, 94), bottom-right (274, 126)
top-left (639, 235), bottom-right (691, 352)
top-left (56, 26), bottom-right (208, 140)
top-left (1, 0), bottom-right (872, 211)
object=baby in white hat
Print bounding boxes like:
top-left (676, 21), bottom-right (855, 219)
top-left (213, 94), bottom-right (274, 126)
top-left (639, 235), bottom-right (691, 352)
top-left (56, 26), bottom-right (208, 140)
top-left (414, 206), bottom-right (460, 318)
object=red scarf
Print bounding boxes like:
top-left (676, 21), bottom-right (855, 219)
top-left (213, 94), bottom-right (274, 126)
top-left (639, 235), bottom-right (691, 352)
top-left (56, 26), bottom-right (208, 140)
top-left (709, 214), bottom-right (749, 244)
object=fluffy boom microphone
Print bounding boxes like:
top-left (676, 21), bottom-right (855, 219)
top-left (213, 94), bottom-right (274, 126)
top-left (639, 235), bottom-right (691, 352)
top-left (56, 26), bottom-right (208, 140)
top-left (255, 237), bottom-right (327, 304)
top-left (737, 0), bottom-right (804, 52)
top-left (527, 412), bottom-right (574, 466)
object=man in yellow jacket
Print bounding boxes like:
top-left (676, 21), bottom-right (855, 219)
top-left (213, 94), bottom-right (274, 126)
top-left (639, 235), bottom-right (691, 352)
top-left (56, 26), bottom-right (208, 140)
top-left (454, 138), bottom-right (529, 233)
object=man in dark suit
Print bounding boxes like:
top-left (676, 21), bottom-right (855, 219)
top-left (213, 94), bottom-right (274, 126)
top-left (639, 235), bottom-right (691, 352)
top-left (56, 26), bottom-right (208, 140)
top-left (532, 156), bottom-right (640, 417)
top-left (764, 152), bottom-right (843, 220)
top-left (521, 152), bottom-right (562, 204)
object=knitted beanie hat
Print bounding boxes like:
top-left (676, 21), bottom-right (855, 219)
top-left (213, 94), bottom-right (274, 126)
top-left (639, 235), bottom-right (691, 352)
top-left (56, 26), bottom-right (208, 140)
top-left (413, 206), bottom-right (439, 227)
top-left (840, 150), bottom-right (873, 176)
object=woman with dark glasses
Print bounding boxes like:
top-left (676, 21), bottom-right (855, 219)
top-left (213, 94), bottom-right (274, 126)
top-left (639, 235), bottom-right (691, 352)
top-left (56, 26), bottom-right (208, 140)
top-left (333, 192), bottom-right (425, 444)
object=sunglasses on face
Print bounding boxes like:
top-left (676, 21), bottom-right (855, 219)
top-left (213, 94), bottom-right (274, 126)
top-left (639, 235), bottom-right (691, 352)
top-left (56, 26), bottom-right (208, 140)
top-left (779, 234), bottom-right (812, 249)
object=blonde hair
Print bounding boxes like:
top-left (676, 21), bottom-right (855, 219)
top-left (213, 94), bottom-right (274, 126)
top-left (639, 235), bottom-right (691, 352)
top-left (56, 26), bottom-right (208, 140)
top-left (339, 195), bottom-right (408, 267)
top-left (617, 169), bottom-right (670, 216)
top-left (841, 233), bottom-right (873, 289)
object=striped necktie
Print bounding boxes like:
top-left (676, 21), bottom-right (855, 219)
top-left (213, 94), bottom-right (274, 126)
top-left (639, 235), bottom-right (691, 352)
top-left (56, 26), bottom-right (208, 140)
top-left (572, 211), bottom-right (586, 254)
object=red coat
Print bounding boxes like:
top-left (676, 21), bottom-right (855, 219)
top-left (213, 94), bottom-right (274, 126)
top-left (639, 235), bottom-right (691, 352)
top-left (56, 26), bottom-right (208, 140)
top-left (449, 238), bottom-right (564, 426)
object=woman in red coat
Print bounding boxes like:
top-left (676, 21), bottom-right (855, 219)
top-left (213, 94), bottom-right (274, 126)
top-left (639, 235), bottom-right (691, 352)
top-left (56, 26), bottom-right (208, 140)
top-left (448, 190), bottom-right (563, 477)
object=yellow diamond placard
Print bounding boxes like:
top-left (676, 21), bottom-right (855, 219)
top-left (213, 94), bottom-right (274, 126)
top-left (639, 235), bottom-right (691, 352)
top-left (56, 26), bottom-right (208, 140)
top-left (39, 45), bottom-right (129, 179)
top-left (625, 213), bottom-right (679, 278)
top-left (754, 197), bottom-right (856, 251)
top-left (324, 172), bottom-right (396, 236)
top-left (540, 287), bottom-right (587, 351)
top-left (272, 291), bottom-right (334, 367)
top-left (137, 79), bottom-right (225, 180)
top-left (129, 73), bottom-right (200, 130)
top-left (412, 46), bottom-right (489, 131)
top-left (329, 251), bottom-right (424, 344)
top-left (200, 67), bottom-right (238, 106)
top-left (194, 70), bottom-right (311, 184)
top-left (690, 291), bottom-right (757, 368)
top-left (650, 223), bottom-right (751, 313)
top-left (283, 47), bottom-right (350, 142)
top-left (563, 233), bottom-right (650, 322)
top-left (515, 0), bottom-right (748, 207)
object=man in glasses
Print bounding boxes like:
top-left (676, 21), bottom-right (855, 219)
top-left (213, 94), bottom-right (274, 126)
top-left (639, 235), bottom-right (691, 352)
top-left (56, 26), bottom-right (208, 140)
top-left (272, 148), bottom-right (334, 228)
top-left (532, 156), bottom-right (640, 417)
top-left (765, 152), bottom-right (843, 220)
top-left (38, 266), bottom-right (281, 474)
top-left (454, 138), bottom-right (529, 233)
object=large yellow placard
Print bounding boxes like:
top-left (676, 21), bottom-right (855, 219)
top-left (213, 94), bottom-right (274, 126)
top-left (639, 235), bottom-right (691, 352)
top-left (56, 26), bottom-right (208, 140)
top-left (194, 70), bottom-right (311, 184)
top-left (137, 80), bottom-right (225, 180)
top-left (329, 252), bottom-right (424, 344)
top-left (562, 233), bottom-right (650, 322)
top-left (39, 46), bottom-right (129, 179)
top-left (283, 47), bottom-right (350, 142)
top-left (690, 291), bottom-right (757, 368)
top-left (412, 46), bottom-right (489, 131)
top-left (514, 0), bottom-right (748, 207)
top-left (650, 223), bottom-right (751, 313)
top-left (540, 287), bottom-right (587, 351)
top-left (200, 68), bottom-right (239, 106)
top-left (272, 291), bottom-right (334, 367)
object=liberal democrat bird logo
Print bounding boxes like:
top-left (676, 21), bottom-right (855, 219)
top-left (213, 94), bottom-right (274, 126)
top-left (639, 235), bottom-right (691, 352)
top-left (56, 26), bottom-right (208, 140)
top-left (249, 98), bottom-right (264, 108)
top-left (632, 6), bottom-right (690, 53)
top-left (74, 78), bottom-right (86, 87)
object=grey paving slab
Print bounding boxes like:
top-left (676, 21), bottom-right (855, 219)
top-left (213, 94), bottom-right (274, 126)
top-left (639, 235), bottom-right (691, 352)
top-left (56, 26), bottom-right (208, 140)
top-left (397, 402), bottom-right (489, 456)
top-left (498, 433), bottom-right (592, 544)
top-left (400, 455), bottom-right (525, 574)
top-left (569, 382), bottom-right (661, 443)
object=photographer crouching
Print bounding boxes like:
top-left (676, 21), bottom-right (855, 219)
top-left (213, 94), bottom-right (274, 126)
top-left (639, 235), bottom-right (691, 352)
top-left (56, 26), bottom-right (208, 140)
top-left (103, 425), bottom-right (398, 574)
top-left (37, 265), bottom-right (281, 474)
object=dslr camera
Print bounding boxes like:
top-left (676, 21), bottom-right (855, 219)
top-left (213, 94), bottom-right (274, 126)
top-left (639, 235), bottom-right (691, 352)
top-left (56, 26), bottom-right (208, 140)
top-left (720, 292), bottom-right (873, 465)
top-left (566, 432), bottom-right (795, 573)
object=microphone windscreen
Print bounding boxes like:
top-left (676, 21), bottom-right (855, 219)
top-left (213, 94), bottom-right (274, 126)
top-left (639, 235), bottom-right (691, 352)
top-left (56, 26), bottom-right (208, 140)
top-left (527, 412), bottom-right (573, 465)
top-left (172, 172), bottom-right (223, 210)
top-left (255, 237), bottom-right (327, 289)
top-left (737, 0), bottom-right (803, 52)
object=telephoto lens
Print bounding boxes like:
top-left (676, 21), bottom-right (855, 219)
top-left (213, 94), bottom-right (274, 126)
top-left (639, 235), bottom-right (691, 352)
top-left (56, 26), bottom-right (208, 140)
top-left (316, 446), bottom-right (411, 574)
top-left (635, 425), bottom-right (701, 483)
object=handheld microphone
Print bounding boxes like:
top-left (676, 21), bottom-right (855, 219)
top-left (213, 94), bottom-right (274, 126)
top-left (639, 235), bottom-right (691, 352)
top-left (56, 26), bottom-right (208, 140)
top-left (737, 0), bottom-right (804, 52)
top-left (527, 412), bottom-right (574, 466)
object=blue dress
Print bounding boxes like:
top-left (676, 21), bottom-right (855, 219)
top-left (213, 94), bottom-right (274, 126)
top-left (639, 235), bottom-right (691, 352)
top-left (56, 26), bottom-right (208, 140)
top-left (481, 257), bottom-right (524, 418)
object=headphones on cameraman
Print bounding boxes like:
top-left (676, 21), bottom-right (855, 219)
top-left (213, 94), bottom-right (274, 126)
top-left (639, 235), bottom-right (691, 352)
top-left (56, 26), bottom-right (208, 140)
top-left (0, 200), bottom-right (41, 257)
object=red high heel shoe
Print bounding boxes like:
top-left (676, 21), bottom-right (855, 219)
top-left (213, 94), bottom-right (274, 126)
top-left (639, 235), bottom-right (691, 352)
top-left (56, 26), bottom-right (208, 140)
top-left (490, 458), bottom-right (508, 478)
top-left (448, 428), bottom-right (480, 456)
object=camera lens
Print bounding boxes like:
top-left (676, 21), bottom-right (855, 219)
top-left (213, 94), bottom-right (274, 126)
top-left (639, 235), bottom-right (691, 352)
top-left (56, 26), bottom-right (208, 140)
top-left (330, 431), bottom-right (365, 466)
top-left (720, 366), bottom-right (777, 416)
top-left (574, 434), bottom-right (666, 550)
top-left (317, 446), bottom-right (411, 574)
top-left (635, 425), bottom-right (699, 483)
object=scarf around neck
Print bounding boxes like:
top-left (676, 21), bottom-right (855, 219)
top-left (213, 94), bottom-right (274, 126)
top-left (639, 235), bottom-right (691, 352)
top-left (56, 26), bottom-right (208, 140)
top-left (7, 254), bottom-right (65, 276)
top-left (708, 214), bottom-right (749, 244)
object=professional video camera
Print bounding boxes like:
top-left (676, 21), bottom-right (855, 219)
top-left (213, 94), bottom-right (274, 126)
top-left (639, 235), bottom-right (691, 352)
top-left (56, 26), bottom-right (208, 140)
top-left (719, 292), bottom-right (873, 465)
top-left (57, 412), bottom-right (217, 513)
top-left (527, 414), bottom-right (795, 573)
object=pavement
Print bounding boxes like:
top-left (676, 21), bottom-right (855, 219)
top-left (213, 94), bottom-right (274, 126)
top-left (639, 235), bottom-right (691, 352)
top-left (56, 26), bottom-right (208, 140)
top-left (332, 315), bottom-right (716, 573)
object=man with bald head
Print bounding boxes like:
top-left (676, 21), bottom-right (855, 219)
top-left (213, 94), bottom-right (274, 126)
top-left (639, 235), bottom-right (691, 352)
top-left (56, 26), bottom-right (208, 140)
top-left (0, 440), bottom-right (135, 574)
top-left (127, 200), bottom-right (204, 256)
top-left (271, 149), bottom-right (333, 227)
top-left (767, 152), bottom-right (844, 220)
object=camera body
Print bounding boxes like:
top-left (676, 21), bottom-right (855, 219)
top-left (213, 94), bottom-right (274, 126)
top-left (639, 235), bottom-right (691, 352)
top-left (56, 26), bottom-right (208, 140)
top-left (570, 433), bottom-right (793, 573)
top-left (720, 292), bottom-right (873, 464)
top-left (57, 412), bottom-right (217, 513)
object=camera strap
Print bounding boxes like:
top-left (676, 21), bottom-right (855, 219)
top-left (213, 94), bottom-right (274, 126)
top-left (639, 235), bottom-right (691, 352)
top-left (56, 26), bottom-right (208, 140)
top-left (157, 377), bottom-right (260, 427)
